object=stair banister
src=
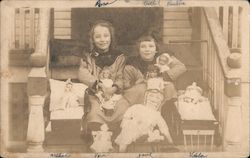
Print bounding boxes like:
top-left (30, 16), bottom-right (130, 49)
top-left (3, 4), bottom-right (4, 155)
top-left (26, 8), bottom-right (51, 152)
top-left (201, 7), bottom-right (242, 151)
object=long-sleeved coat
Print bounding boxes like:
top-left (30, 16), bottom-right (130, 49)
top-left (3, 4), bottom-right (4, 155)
top-left (78, 50), bottom-right (127, 124)
top-left (123, 54), bottom-right (187, 103)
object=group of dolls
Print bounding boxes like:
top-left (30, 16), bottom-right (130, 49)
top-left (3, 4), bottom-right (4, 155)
top-left (89, 53), bottom-right (175, 152)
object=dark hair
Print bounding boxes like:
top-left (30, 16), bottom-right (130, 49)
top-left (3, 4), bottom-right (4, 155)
top-left (136, 35), bottom-right (159, 53)
top-left (89, 20), bottom-right (116, 52)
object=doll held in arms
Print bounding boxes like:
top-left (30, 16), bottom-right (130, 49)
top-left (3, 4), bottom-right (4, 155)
top-left (146, 65), bottom-right (171, 91)
top-left (154, 53), bottom-right (173, 73)
top-left (115, 89), bottom-right (173, 152)
top-left (95, 67), bottom-right (122, 116)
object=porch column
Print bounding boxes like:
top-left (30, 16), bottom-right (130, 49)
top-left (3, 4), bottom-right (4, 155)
top-left (224, 55), bottom-right (242, 151)
top-left (26, 8), bottom-right (50, 152)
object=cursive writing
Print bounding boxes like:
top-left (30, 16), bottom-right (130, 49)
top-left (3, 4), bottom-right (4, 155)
top-left (138, 153), bottom-right (154, 158)
top-left (167, 0), bottom-right (185, 6)
top-left (50, 153), bottom-right (70, 158)
top-left (95, 0), bottom-right (118, 7)
top-left (190, 152), bottom-right (207, 158)
top-left (95, 153), bottom-right (106, 158)
top-left (144, 0), bottom-right (160, 6)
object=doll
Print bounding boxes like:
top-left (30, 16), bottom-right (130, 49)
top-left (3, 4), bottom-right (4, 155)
top-left (60, 78), bottom-right (79, 109)
top-left (95, 67), bottom-right (122, 116)
top-left (90, 124), bottom-right (114, 152)
top-left (115, 89), bottom-right (173, 152)
top-left (146, 65), bottom-right (170, 91)
top-left (154, 53), bottom-right (173, 73)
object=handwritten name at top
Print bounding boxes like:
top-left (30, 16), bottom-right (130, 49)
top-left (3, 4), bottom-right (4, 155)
top-left (167, 0), bottom-right (185, 6)
top-left (144, 0), bottom-right (160, 6)
top-left (95, 0), bottom-right (118, 7)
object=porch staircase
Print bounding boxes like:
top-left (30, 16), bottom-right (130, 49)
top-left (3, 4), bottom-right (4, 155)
top-left (9, 5), bottom-right (246, 153)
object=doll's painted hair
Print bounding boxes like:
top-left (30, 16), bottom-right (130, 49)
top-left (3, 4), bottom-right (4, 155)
top-left (146, 65), bottom-right (161, 79)
top-left (136, 35), bottom-right (159, 54)
top-left (89, 20), bottom-right (116, 52)
top-left (99, 66), bottom-right (112, 79)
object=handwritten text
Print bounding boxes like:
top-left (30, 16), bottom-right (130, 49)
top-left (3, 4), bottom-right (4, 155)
top-left (95, 0), bottom-right (118, 7)
top-left (167, 0), bottom-right (185, 6)
top-left (190, 152), bottom-right (207, 158)
top-left (144, 0), bottom-right (160, 6)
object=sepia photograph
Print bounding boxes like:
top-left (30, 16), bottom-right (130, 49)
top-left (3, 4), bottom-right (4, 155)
top-left (0, 0), bottom-right (249, 158)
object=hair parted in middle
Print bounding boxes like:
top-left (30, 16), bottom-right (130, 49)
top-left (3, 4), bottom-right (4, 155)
top-left (88, 20), bottom-right (116, 52)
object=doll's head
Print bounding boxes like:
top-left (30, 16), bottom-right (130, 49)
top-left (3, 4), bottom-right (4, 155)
top-left (147, 65), bottom-right (160, 78)
top-left (144, 89), bottom-right (164, 111)
top-left (99, 67), bottom-right (112, 79)
top-left (157, 53), bottom-right (172, 66)
top-left (65, 78), bottom-right (73, 92)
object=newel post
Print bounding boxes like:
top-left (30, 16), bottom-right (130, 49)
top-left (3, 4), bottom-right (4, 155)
top-left (224, 51), bottom-right (242, 151)
top-left (26, 8), bottom-right (50, 152)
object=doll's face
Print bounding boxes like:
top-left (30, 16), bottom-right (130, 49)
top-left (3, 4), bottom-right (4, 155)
top-left (93, 25), bottom-right (111, 52)
top-left (101, 69), bottom-right (111, 79)
top-left (158, 55), bottom-right (169, 65)
top-left (139, 40), bottom-right (157, 61)
top-left (148, 71), bottom-right (158, 78)
top-left (145, 91), bottom-right (164, 111)
top-left (65, 83), bottom-right (73, 91)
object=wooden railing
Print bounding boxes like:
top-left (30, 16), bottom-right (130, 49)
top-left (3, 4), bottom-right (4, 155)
top-left (218, 6), bottom-right (242, 49)
top-left (201, 7), bottom-right (242, 151)
top-left (26, 8), bottom-right (51, 152)
top-left (14, 8), bottom-right (39, 49)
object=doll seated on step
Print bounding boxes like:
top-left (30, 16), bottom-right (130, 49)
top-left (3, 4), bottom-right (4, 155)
top-left (154, 53), bottom-right (173, 73)
top-left (146, 65), bottom-right (171, 91)
top-left (95, 67), bottom-right (122, 116)
top-left (59, 78), bottom-right (79, 109)
top-left (115, 89), bottom-right (173, 152)
top-left (90, 124), bottom-right (114, 152)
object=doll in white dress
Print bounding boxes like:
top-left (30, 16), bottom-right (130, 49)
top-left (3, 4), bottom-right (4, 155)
top-left (95, 67), bottom-right (122, 115)
top-left (146, 65), bottom-right (171, 91)
top-left (154, 53), bottom-right (173, 73)
top-left (90, 124), bottom-right (114, 152)
top-left (115, 89), bottom-right (173, 152)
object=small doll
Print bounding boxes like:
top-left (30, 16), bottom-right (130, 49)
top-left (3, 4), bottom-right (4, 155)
top-left (95, 67), bottom-right (114, 103)
top-left (90, 124), bottom-right (114, 152)
top-left (147, 129), bottom-right (164, 142)
top-left (179, 82), bottom-right (205, 104)
top-left (115, 89), bottom-right (173, 152)
top-left (146, 65), bottom-right (170, 91)
top-left (155, 53), bottom-right (173, 73)
top-left (60, 78), bottom-right (79, 109)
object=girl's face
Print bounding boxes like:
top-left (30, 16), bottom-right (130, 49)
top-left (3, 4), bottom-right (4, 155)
top-left (139, 40), bottom-right (157, 61)
top-left (93, 25), bottom-right (111, 52)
